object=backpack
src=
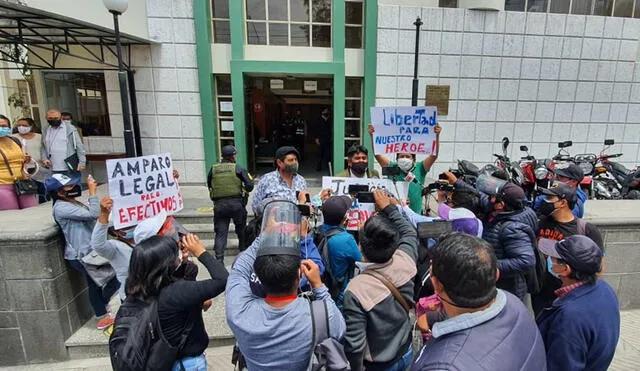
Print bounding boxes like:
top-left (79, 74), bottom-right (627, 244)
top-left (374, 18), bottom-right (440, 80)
top-left (109, 297), bottom-right (193, 371)
top-left (245, 214), bottom-right (262, 250)
top-left (317, 229), bottom-right (346, 299)
top-left (307, 300), bottom-right (351, 371)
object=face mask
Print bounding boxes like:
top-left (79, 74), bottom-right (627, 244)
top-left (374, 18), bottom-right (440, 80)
top-left (0, 127), bottom-right (11, 136)
top-left (538, 199), bottom-right (558, 217)
top-left (397, 158), bottom-right (414, 172)
top-left (47, 119), bottom-right (62, 127)
top-left (17, 126), bottom-right (31, 135)
top-left (123, 229), bottom-right (135, 240)
top-left (62, 120), bottom-right (72, 126)
top-left (547, 256), bottom-right (561, 279)
top-left (64, 185), bottom-right (82, 198)
top-left (351, 162), bottom-right (368, 176)
top-left (284, 163), bottom-right (299, 174)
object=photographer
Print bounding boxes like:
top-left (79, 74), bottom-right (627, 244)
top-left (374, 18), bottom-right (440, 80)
top-left (226, 200), bottom-right (345, 370)
top-left (434, 183), bottom-right (483, 238)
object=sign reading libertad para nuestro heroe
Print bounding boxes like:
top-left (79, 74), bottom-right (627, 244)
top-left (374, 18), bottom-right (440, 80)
top-left (106, 153), bottom-right (183, 229)
top-left (370, 106), bottom-right (438, 155)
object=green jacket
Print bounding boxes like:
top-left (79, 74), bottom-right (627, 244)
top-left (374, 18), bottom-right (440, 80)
top-left (336, 168), bottom-right (380, 179)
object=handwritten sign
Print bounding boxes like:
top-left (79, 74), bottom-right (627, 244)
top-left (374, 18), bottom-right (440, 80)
top-left (106, 153), bottom-right (184, 229)
top-left (322, 177), bottom-right (408, 231)
top-left (370, 106), bottom-right (438, 155)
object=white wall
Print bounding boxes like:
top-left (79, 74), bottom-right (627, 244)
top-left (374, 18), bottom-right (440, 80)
top-left (24, 0), bottom-right (150, 40)
top-left (376, 6), bottom-right (640, 176)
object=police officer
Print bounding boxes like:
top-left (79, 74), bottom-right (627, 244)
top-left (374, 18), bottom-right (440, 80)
top-left (207, 145), bottom-right (254, 261)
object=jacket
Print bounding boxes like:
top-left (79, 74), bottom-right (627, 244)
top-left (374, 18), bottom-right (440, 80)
top-left (343, 205), bottom-right (418, 371)
top-left (41, 123), bottom-right (86, 168)
top-left (482, 208), bottom-right (537, 300)
top-left (91, 221), bottom-right (132, 300)
top-left (537, 280), bottom-right (620, 371)
top-left (412, 290), bottom-right (546, 371)
top-left (533, 187), bottom-right (587, 218)
top-left (322, 224), bottom-right (362, 308)
top-left (335, 168), bottom-right (380, 178)
top-left (53, 196), bottom-right (100, 260)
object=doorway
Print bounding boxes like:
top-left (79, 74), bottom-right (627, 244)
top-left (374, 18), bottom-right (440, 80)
top-left (244, 74), bottom-right (333, 177)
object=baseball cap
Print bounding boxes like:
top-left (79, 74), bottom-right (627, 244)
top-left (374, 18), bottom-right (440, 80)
top-left (275, 146), bottom-right (300, 161)
top-left (538, 235), bottom-right (603, 275)
top-left (44, 173), bottom-right (81, 193)
top-left (498, 183), bottom-right (526, 209)
top-left (322, 195), bottom-right (353, 226)
top-left (133, 212), bottom-right (167, 244)
top-left (222, 145), bottom-right (237, 158)
top-left (554, 163), bottom-right (584, 182)
top-left (540, 183), bottom-right (577, 207)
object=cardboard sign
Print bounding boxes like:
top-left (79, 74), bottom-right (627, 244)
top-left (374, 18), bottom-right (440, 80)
top-left (106, 153), bottom-right (184, 229)
top-left (370, 106), bottom-right (438, 155)
top-left (322, 177), bottom-right (408, 231)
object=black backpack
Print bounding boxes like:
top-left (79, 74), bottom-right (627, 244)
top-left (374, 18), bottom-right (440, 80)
top-left (245, 214), bottom-right (263, 250)
top-left (317, 229), bottom-right (346, 299)
top-left (109, 297), bottom-right (193, 371)
top-left (307, 300), bottom-right (351, 371)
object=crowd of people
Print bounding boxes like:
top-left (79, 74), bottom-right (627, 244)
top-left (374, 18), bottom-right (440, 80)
top-left (0, 108), bottom-right (621, 370)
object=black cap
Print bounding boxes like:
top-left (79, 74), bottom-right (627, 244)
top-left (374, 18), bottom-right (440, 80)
top-left (322, 196), bottom-right (353, 226)
top-left (537, 235), bottom-right (603, 275)
top-left (275, 146), bottom-right (300, 161)
top-left (222, 145), bottom-right (236, 158)
top-left (540, 183), bottom-right (577, 207)
top-left (498, 183), bottom-right (526, 209)
top-left (554, 163), bottom-right (584, 182)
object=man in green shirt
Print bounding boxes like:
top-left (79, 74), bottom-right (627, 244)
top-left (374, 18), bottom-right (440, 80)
top-left (368, 124), bottom-right (442, 214)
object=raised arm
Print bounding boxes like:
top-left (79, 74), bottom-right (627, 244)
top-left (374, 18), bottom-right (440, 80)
top-left (55, 178), bottom-right (100, 221)
top-left (368, 124), bottom-right (390, 167)
top-left (91, 196), bottom-right (117, 260)
top-left (422, 125), bottom-right (441, 172)
top-left (373, 190), bottom-right (418, 261)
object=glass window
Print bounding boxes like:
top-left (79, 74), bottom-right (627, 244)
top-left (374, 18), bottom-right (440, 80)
top-left (344, 77), bottom-right (363, 149)
top-left (312, 25), bottom-right (331, 47)
top-left (269, 23), bottom-right (289, 45)
top-left (268, 0), bottom-right (288, 21)
top-left (505, 0), bottom-right (526, 11)
top-left (528, 0), bottom-right (549, 11)
top-left (43, 72), bottom-right (110, 136)
top-left (346, 78), bottom-right (362, 98)
top-left (346, 1), bottom-right (363, 25)
top-left (614, 0), bottom-right (634, 17)
top-left (312, 0), bottom-right (331, 23)
top-left (572, 0), bottom-right (594, 14)
top-left (216, 75), bottom-right (232, 95)
top-left (246, 0), bottom-right (266, 20)
top-left (439, 0), bottom-right (458, 7)
top-left (212, 0), bottom-right (229, 18)
top-left (550, 0), bottom-right (571, 13)
top-left (636, 0), bottom-right (640, 16)
top-left (213, 21), bottom-right (231, 43)
top-left (346, 27), bottom-right (362, 49)
top-left (593, 0), bottom-right (614, 15)
top-left (291, 24), bottom-right (310, 46)
top-left (290, 0), bottom-right (309, 22)
top-left (247, 22), bottom-right (267, 44)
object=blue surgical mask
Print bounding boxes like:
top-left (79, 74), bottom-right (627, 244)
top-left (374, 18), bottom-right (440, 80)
top-left (547, 256), bottom-right (561, 279)
top-left (0, 127), bottom-right (11, 136)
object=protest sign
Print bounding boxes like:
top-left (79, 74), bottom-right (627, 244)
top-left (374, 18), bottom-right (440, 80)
top-left (106, 153), bottom-right (183, 229)
top-left (322, 177), bottom-right (408, 230)
top-left (370, 106), bottom-right (438, 155)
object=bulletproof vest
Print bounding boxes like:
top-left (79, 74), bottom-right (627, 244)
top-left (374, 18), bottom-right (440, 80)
top-left (210, 162), bottom-right (242, 200)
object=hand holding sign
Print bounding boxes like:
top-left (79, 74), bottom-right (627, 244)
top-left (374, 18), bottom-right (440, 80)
top-left (370, 106), bottom-right (438, 155)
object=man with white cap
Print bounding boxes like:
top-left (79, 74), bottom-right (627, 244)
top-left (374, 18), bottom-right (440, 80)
top-left (536, 235), bottom-right (619, 371)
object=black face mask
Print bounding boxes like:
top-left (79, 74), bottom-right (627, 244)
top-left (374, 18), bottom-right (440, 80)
top-left (64, 185), bottom-right (82, 198)
top-left (351, 162), bottom-right (368, 176)
top-left (538, 199), bottom-right (558, 217)
top-left (47, 119), bottom-right (62, 127)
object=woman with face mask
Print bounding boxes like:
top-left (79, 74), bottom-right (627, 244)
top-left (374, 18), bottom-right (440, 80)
top-left (45, 173), bottom-right (121, 330)
top-left (14, 118), bottom-right (47, 203)
top-left (0, 115), bottom-right (38, 210)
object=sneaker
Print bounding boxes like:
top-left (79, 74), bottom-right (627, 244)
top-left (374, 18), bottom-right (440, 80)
top-left (97, 315), bottom-right (115, 330)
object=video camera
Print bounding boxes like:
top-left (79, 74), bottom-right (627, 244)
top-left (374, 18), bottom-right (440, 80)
top-left (422, 181), bottom-right (455, 196)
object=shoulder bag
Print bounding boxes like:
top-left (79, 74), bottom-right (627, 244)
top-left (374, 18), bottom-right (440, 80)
top-left (0, 144), bottom-right (38, 196)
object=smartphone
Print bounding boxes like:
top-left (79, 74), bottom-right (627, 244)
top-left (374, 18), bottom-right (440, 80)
top-left (382, 166), bottom-right (401, 177)
top-left (348, 184), bottom-right (369, 196)
top-left (357, 192), bottom-right (375, 203)
top-left (417, 221), bottom-right (453, 240)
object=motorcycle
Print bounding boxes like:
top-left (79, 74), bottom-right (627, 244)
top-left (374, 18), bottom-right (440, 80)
top-left (493, 137), bottom-right (525, 186)
top-left (518, 145), bottom-right (549, 202)
top-left (592, 139), bottom-right (640, 199)
top-left (449, 159), bottom-right (481, 187)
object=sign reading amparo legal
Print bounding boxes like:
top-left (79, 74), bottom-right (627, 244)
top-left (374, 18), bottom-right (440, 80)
top-left (370, 106), bottom-right (438, 155)
top-left (106, 153), bottom-right (184, 229)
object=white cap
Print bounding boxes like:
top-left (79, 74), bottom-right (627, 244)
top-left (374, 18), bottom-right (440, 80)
top-left (133, 212), bottom-right (168, 244)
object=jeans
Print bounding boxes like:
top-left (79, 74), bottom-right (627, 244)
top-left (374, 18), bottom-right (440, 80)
top-left (386, 346), bottom-right (413, 371)
top-left (214, 198), bottom-right (247, 260)
top-left (172, 353), bottom-right (207, 371)
top-left (66, 259), bottom-right (120, 317)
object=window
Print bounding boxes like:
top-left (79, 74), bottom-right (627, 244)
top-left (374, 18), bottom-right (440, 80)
top-left (43, 72), bottom-right (110, 136)
top-left (445, 0), bottom-right (640, 17)
top-left (439, 0), bottom-right (458, 7)
top-left (215, 75), bottom-right (234, 149)
top-left (505, 0), bottom-right (526, 11)
top-left (344, 77), bottom-right (363, 156)
top-left (246, 0), bottom-right (332, 47)
top-left (212, 0), bottom-right (231, 43)
top-left (346, 0), bottom-right (363, 49)
top-left (613, 0), bottom-right (634, 17)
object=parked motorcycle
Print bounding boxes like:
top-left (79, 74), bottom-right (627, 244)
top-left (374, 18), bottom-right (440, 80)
top-left (518, 145), bottom-right (552, 202)
top-left (493, 137), bottom-right (525, 186)
top-left (449, 159), bottom-right (481, 187)
top-left (592, 140), bottom-right (640, 199)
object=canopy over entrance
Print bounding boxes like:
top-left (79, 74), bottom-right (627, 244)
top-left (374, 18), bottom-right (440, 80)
top-left (0, 0), bottom-right (150, 71)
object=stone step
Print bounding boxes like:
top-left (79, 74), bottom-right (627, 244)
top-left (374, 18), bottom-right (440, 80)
top-left (66, 258), bottom-right (236, 360)
top-left (182, 223), bottom-right (244, 242)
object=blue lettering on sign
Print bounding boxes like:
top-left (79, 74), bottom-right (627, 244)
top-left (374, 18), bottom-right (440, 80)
top-left (382, 108), bottom-right (437, 127)
top-left (374, 134), bottom-right (413, 144)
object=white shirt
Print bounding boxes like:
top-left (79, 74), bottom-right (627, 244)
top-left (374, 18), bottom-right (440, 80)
top-left (17, 133), bottom-right (42, 163)
top-left (46, 124), bottom-right (68, 171)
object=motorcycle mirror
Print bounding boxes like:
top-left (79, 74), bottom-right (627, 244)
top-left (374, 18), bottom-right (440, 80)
top-left (564, 140), bottom-right (573, 147)
top-left (604, 139), bottom-right (614, 146)
top-left (502, 137), bottom-right (510, 150)
top-left (520, 145), bottom-right (528, 152)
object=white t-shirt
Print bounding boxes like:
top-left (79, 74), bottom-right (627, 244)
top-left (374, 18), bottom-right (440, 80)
top-left (18, 133), bottom-right (42, 162)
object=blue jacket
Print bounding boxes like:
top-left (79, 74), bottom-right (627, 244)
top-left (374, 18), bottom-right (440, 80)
top-left (412, 290), bottom-right (546, 371)
top-left (482, 208), bottom-right (537, 300)
top-left (536, 280), bottom-right (620, 371)
top-left (321, 224), bottom-right (362, 308)
top-left (533, 188), bottom-right (587, 218)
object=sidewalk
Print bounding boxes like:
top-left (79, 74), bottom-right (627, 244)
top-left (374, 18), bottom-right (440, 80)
top-left (3, 309), bottom-right (639, 371)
